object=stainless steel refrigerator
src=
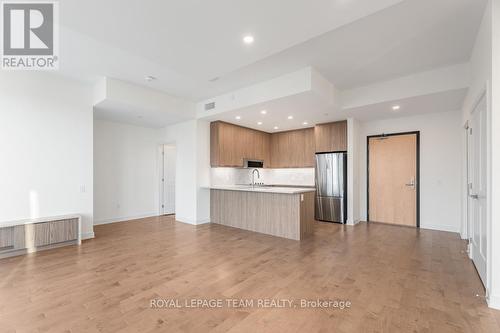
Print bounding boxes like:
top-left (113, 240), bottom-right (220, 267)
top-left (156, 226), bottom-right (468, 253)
top-left (315, 152), bottom-right (347, 223)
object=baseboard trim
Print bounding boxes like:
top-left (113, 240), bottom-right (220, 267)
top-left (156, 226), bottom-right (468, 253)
top-left (196, 218), bottom-right (211, 225)
top-left (487, 293), bottom-right (500, 310)
top-left (94, 213), bottom-right (158, 226)
top-left (346, 219), bottom-right (361, 226)
top-left (420, 224), bottom-right (460, 234)
top-left (81, 232), bottom-right (95, 240)
top-left (176, 216), bottom-right (211, 225)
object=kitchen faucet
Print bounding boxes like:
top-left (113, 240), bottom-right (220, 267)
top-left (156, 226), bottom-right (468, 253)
top-left (252, 169), bottom-right (260, 187)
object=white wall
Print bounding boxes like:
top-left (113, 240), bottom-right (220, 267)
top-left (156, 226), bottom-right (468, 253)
top-left (347, 118), bottom-right (361, 225)
top-left (460, 0), bottom-right (500, 309)
top-left (0, 72), bottom-right (94, 238)
top-left (162, 119), bottom-right (210, 224)
top-left (342, 63), bottom-right (470, 109)
top-left (196, 120), bottom-right (211, 223)
top-left (210, 168), bottom-right (315, 186)
top-left (489, 0), bottom-right (500, 310)
top-left (93, 119), bottom-right (163, 224)
top-left (358, 110), bottom-right (463, 233)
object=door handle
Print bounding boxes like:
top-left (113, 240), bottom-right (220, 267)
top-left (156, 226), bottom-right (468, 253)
top-left (405, 179), bottom-right (415, 187)
top-left (470, 194), bottom-right (479, 199)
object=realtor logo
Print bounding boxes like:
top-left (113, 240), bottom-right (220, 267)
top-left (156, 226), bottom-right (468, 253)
top-left (1, 1), bottom-right (59, 70)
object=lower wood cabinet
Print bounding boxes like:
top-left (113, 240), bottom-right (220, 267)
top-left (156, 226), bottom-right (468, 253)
top-left (0, 217), bottom-right (80, 258)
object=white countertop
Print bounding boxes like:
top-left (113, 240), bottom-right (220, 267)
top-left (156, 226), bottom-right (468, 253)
top-left (0, 214), bottom-right (81, 228)
top-left (206, 185), bottom-right (316, 194)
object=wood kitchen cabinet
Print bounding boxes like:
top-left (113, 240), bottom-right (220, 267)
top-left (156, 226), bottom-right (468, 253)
top-left (314, 120), bottom-right (347, 152)
top-left (269, 128), bottom-right (315, 168)
top-left (210, 121), bottom-right (270, 167)
top-left (211, 119), bottom-right (347, 168)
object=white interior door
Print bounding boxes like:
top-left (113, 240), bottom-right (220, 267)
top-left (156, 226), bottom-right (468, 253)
top-left (469, 94), bottom-right (487, 287)
top-left (161, 145), bottom-right (176, 215)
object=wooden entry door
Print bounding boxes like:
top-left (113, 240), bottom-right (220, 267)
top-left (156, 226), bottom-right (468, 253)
top-left (368, 133), bottom-right (418, 226)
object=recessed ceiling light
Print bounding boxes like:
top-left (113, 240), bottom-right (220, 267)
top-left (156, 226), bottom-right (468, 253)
top-left (235, 116), bottom-right (241, 120)
top-left (303, 122), bottom-right (309, 125)
top-left (145, 75), bottom-right (156, 82)
top-left (243, 35), bottom-right (254, 44)
top-left (287, 116), bottom-right (294, 120)
top-left (274, 126), bottom-right (279, 130)
top-left (392, 105), bottom-right (401, 111)
top-left (257, 121), bottom-right (263, 125)
top-left (260, 110), bottom-right (267, 114)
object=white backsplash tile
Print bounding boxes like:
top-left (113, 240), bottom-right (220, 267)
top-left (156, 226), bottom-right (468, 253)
top-left (211, 168), bottom-right (315, 186)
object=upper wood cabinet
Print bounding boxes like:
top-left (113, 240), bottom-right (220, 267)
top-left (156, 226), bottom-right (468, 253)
top-left (210, 121), bottom-right (270, 167)
top-left (211, 120), bottom-right (348, 168)
top-left (314, 120), bottom-right (347, 153)
top-left (269, 128), bottom-right (315, 168)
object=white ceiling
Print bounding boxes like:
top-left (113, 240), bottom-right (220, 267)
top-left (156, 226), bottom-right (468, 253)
top-left (203, 86), bottom-right (468, 133)
top-left (344, 88), bottom-right (468, 122)
top-left (59, 0), bottom-right (485, 102)
top-left (94, 99), bottom-right (192, 129)
top-left (203, 92), bottom-right (335, 133)
top-left (215, 0), bottom-right (486, 93)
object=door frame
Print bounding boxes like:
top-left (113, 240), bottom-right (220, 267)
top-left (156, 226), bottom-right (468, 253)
top-left (366, 131), bottom-right (421, 227)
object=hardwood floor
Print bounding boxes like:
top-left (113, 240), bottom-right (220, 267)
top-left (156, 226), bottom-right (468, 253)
top-left (1, 216), bottom-right (499, 332)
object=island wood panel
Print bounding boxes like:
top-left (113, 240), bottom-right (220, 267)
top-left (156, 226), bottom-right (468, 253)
top-left (210, 189), bottom-right (314, 240)
top-left (314, 120), bottom-right (347, 152)
top-left (211, 189), bottom-right (299, 240)
top-left (300, 191), bottom-right (316, 239)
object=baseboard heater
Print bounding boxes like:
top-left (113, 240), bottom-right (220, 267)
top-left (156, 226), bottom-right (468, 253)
top-left (0, 215), bottom-right (81, 259)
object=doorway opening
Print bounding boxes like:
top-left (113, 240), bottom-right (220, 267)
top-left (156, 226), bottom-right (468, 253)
top-left (160, 144), bottom-right (176, 216)
top-left (367, 131), bottom-right (420, 227)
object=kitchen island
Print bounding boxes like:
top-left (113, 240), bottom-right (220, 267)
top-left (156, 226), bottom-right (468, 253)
top-left (208, 186), bottom-right (316, 240)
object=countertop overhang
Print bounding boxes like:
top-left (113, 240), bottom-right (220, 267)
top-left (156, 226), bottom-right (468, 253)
top-left (206, 185), bottom-right (315, 194)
